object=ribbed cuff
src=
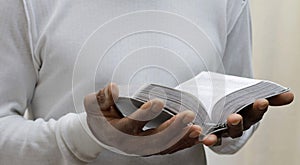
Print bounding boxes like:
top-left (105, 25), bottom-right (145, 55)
top-left (59, 113), bottom-right (106, 163)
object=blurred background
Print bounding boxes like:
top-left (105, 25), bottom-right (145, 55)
top-left (205, 0), bottom-right (300, 164)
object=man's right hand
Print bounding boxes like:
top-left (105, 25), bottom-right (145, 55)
top-left (84, 83), bottom-right (212, 156)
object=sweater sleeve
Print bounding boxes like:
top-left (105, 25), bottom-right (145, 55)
top-left (0, 1), bottom-right (105, 164)
top-left (209, 0), bottom-right (259, 154)
top-left (222, 0), bottom-right (253, 78)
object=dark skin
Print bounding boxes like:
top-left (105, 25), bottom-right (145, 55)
top-left (94, 83), bottom-right (294, 155)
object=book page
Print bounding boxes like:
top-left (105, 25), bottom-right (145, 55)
top-left (175, 71), bottom-right (261, 117)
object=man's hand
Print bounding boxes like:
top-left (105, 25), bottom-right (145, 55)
top-left (85, 83), bottom-right (204, 155)
top-left (204, 91), bottom-right (294, 146)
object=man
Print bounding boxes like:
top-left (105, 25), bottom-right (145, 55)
top-left (0, 0), bottom-right (293, 164)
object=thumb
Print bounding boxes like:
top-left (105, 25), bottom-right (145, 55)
top-left (97, 83), bottom-right (119, 111)
top-left (84, 83), bottom-right (119, 116)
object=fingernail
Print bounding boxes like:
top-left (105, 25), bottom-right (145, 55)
top-left (182, 111), bottom-right (195, 124)
top-left (202, 135), bottom-right (217, 146)
top-left (231, 120), bottom-right (240, 126)
top-left (182, 116), bottom-right (192, 124)
top-left (258, 100), bottom-right (268, 110)
top-left (105, 85), bottom-right (109, 96)
top-left (150, 99), bottom-right (164, 113)
top-left (97, 89), bottom-right (105, 104)
top-left (141, 101), bottom-right (152, 110)
top-left (110, 84), bottom-right (119, 100)
top-left (189, 131), bottom-right (201, 138)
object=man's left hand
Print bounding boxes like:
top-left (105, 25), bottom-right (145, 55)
top-left (202, 92), bottom-right (294, 146)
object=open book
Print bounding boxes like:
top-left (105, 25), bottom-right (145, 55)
top-left (115, 72), bottom-right (289, 139)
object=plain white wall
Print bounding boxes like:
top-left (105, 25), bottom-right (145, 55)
top-left (206, 0), bottom-right (300, 164)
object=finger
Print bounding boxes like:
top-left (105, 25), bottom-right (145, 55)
top-left (84, 93), bottom-right (102, 115)
top-left (128, 99), bottom-right (164, 122)
top-left (101, 105), bottom-right (123, 120)
top-left (251, 98), bottom-right (269, 122)
top-left (154, 110), bottom-right (195, 134)
top-left (201, 134), bottom-right (218, 146)
top-left (116, 99), bottom-right (164, 135)
top-left (139, 115), bottom-right (176, 136)
top-left (143, 111), bottom-right (195, 136)
top-left (147, 123), bottom-right (201, 141)
top-left (158, 125), bottom-right (202, 155)
top-left (97, 83), bottom-right (119, 111)
top-left (142, 110), bottom-right (196, 153)
top-left (239, 99), bottom-right (269, 130)
top-left (227, 114), bottom-right (243, 138)
top-left (188, 125), bottom-right (202, 139)
top-left (268, 92), bottom-right (294, 106)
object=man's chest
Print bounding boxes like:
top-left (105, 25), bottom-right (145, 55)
top-left (31, 0), bottom-right (226, 90)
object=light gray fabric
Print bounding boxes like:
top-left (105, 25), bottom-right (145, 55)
top-left (0, 0), bottom-right (255, 164)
